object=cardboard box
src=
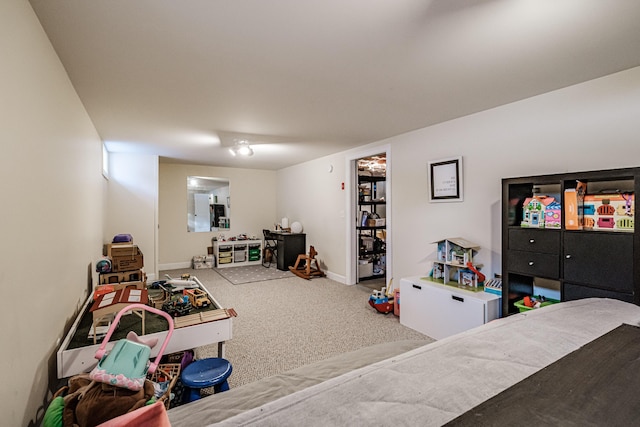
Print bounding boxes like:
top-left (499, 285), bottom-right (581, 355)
top-left (192, 255), bottom-right (214, 269)
top-left (103, 243), bottom-right (137, 257)
top-left (564, 181), bottom-right (587, 230)
top-left (111, 246), bottom-right (144, 272)
top-left (99, 269), bottom-right (146, 285)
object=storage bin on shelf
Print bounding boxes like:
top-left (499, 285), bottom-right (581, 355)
top-left (514, 298), bottom-right (559, 313)
top-left (248, 244), bottom-right (261, 261)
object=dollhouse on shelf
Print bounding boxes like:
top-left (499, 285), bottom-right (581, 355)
top-left (521, 196), bottom-right (561, 229)
top-left (429, 237), bottom-right (485, 291)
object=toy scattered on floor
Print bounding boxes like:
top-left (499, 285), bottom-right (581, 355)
top-left (368, 287), bottom-right (394, 314)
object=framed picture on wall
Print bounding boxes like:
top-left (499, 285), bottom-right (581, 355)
top-left (428, 156), bottom-right (463, 202)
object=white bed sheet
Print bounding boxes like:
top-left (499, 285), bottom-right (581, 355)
top-left (211, 298), bottom-right (640, 426)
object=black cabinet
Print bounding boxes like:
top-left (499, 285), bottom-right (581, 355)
top-left (276, 233), bottom-right (306, 271)
top-left (502, 167), bottom-right (640, 316)
top-left (507, 228), bottom-right (560, 279)
top-left (563, 232), bottom-right (633, 293)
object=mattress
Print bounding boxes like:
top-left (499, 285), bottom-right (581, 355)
top-left (168, 298), bottom-right (640, 426)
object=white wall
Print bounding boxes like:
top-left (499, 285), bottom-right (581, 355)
top-left (0, 1), bottom-right (105, 425)
top-left (391, 66), bottom-right (640, 282)
top-left (277, 152), bottom-right (348, 281)
top-left (8, 1), bottom-right (640, 419)
top-left (159, 162), bottom-right (277, 269)
top-left (277, 66), bottom-right (640, 286)
top-left (106, 153), bottom-right (159, 279)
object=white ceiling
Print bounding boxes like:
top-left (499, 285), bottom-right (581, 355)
top-left (29, 0), bottom-right (640, 170)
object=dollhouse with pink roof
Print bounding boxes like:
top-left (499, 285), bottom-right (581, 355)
top-left (521, 196), bottom-right (560, 228)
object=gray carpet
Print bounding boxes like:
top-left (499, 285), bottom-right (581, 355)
top-left (160, 266), bottom-right (432, 389)
top-left (214, 264), bottom-right (293, 284)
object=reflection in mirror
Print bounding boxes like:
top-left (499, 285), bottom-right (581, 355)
top-left (187, 176), bottom-right (230, 232)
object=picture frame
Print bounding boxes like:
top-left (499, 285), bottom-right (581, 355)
top-left (428, 156), bottom-right (463, 202)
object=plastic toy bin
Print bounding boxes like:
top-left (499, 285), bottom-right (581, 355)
top-left (514, 298), bottom-right (559, 313)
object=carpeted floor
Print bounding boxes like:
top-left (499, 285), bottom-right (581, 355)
top-left (214, 264), bottom-right (294, 284)
top-left (160, 266), bottom-right (433, 389)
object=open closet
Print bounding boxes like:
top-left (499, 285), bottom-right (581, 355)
top-left (356, 154), bottom-right (387, 285)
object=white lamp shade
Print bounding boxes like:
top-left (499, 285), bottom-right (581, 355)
top-left (291, 221), bottom-right (303, 233)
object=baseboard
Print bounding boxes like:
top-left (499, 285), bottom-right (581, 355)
top-left (159, 261), bottom-right (191, 271)
top-left (325, 270), bottom-right (346, 284)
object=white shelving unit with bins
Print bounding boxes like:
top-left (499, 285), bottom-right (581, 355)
top-left (213, 239), bottom-right (262, 268)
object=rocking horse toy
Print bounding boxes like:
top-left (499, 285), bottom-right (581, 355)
top-left (289, 245), bottom-right (326, 280)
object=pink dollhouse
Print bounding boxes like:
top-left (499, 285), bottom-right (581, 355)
top-left (521, 196), bottom-right (559, 228)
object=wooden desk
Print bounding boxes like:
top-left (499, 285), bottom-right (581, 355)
top-left (274, 232), bottom-right (306, 271)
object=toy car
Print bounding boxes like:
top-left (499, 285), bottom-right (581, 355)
top-left (162, 296), bottom-right (193, 317)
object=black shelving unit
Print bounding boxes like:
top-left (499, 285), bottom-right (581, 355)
top-left (357, 175), bottom-right (386, 281)
top-left (502, 167), bottom-right (640, 316)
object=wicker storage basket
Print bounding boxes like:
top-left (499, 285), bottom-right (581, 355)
top-left (147, 363), bottom-right (181, 409)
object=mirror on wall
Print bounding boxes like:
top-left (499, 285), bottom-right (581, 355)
top-left (187, 176), bottom-right (230, 232)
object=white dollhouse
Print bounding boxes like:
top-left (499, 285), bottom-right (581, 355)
top-left (431, 237), bottom-right (484, 289)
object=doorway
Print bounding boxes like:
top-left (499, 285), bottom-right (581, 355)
top-left (346, 146), bottom-right (391, 288)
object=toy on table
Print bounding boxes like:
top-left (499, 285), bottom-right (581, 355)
top-left (183, 288), bottom-right (211, 308)
top-left (162, 295), bottom-right (193, 317)
top-left (89, 287), bottom-right (149, 344)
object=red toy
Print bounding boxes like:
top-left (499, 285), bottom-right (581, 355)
top-left (368, 297), bottom-right (394, 314)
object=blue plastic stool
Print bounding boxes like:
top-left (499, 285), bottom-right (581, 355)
top-left (181, 358), bottom-right (233, 402)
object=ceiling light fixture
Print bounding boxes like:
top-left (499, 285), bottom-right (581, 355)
top-left (229, 140), bottom-right (254, 157)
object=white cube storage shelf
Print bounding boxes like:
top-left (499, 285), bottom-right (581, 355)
top-left (213, 239), bottom-right (262, 268)
top-left (400, 277), bottom-right (501, 340)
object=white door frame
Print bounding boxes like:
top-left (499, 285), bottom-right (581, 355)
top-left (345, 144), bottom-right (391, 285)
